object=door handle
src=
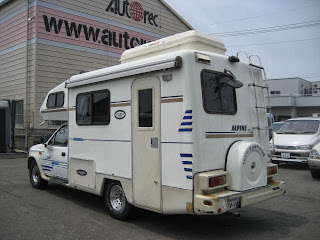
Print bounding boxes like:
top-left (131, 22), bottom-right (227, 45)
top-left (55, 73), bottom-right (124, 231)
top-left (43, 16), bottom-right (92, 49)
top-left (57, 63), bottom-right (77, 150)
top-left (62, 152), bottom-right (66, 157)
top-left (151, 138), bottom-right (158, 148)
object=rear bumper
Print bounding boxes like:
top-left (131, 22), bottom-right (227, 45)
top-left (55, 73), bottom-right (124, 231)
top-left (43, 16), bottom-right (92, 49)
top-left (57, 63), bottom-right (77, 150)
top-left (271, 156), bottom-right (307, 163)
top-left (194, 179), bottom-right (286, 215)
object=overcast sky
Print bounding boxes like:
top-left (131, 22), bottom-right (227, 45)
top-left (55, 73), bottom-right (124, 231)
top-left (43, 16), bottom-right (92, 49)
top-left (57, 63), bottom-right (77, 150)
top-left (165, 0), bottom-right (320, 82)
top-left (1, 0), bottom-right (319, 82)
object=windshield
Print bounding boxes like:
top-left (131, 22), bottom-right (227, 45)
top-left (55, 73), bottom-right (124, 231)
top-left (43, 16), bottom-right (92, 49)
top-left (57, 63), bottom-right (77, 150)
top-left (277, 120), bottom-right (319, 134)
top-left (272, 122), bottom-right (283, 132)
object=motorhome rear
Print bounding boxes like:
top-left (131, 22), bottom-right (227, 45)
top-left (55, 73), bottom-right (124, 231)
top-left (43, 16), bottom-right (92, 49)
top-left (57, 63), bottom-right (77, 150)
top-left (28, 31), bottom-right (285, 220)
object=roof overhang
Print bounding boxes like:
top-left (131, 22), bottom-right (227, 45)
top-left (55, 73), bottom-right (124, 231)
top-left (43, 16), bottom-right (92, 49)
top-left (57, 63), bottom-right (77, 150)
top-left (66, 56), bottom-right (182, 88)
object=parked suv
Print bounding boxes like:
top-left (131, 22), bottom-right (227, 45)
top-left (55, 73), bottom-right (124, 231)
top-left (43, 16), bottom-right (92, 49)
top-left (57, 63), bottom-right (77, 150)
top-left (271, 117), bottom-right (320, 164)
top-left (308, 143), bottom-right (320, 178)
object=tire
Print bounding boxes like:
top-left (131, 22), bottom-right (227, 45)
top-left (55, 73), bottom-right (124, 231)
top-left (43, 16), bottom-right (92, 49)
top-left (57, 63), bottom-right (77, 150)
top-left (104, 181), bottom-right (133, 220)
top-left (310, 169), bottom-right (320, 179)
top-left (29, 160), bottom-right (48, 189)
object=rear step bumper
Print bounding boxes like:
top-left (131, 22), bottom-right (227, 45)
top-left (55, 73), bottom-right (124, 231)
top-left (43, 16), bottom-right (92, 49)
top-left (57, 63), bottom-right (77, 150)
top-left (194, 179), bottom-right (285, 215)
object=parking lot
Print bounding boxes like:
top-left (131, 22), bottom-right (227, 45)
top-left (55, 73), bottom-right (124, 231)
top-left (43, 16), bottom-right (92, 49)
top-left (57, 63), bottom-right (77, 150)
top-left (0, 156), bottom-right (320, 240)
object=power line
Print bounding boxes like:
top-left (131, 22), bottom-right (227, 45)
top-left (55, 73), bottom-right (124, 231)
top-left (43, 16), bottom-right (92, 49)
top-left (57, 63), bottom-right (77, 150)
top-left (210, 20), bottom-right (320, 37)
top-left (302, 75), bottom-right (320, 78)
top-left (227, 37), bottom-right (320, 47)
top-left (193, 2), bottom-right (320, 28)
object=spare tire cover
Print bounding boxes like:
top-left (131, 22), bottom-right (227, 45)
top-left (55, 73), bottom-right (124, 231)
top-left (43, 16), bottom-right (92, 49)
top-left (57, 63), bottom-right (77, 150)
top-left (226, 141), bottom-right (267, 191)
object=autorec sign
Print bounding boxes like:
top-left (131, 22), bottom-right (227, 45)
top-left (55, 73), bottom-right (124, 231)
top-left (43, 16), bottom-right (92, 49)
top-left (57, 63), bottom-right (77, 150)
top-left (106, 0), bottom-right (159, 27)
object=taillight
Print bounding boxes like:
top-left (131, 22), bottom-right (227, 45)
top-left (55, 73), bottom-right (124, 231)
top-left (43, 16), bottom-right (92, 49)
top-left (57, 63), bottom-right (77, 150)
top-left (203, 200), bottom-right (213, 206)
top-left (209, 175), bottom-right (226, 188)
top-left (267, 166), bottom-right (278, 176)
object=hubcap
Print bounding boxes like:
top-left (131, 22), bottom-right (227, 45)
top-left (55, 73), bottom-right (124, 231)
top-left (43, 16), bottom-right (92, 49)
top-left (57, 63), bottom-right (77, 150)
top-left (110, 185), bottom-right (126, 212)
top-left (32, 164), bottom-right (40, 184)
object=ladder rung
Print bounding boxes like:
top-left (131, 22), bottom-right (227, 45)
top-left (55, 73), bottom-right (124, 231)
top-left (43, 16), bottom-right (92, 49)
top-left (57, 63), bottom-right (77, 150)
top-left (250, 63), bottom-right (264, 69)
top-left (255, 106), bottom-right (271, 109)
top-left (248, 83), bottom-right (268, 89)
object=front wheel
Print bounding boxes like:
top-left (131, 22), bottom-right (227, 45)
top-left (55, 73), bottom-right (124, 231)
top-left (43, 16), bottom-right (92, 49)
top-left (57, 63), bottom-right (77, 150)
top-left (29, 160), bottom-right (48, 189)
top-left (104, 181), bottom-right (133, 220)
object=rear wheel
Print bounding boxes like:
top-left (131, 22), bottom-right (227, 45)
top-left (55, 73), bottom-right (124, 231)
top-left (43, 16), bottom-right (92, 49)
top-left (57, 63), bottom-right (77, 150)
top-left (29, 160), bottom-right (48, 189)
top-left (310, 169), bottom-right (320, 179)
top-left (104, 181), bottom-right (133, 220)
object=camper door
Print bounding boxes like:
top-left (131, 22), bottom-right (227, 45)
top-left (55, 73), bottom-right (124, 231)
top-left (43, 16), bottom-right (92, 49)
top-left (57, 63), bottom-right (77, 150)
top-left (132, 76), bottom-right (161, 210)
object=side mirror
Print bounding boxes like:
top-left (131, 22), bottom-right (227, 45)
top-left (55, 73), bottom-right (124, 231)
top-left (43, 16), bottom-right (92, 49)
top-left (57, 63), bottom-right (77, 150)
top-left (223, 69), bottom-right (243, 89)
top-left (227, 79), bottom-right (244, 88)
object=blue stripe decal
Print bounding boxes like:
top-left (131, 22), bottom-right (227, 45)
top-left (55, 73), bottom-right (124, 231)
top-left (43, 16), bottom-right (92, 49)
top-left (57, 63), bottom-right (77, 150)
top-left (184, 168), bottom-right (193, 172)
top-left (72, 138), bottom-right (131, 142)
top-left (84, 139), bottom-right (131, 142)
top-left (186, 175), bottom-right (193, 179)
top-left (185, 110), bottom-right (192, 114)
top-left (161, 95), bottom-right (183, 99)
top-left (73, 138), bottom-right (84, 141)
top-left (43, 168), bottom-right (51, 172)
top-left (180, 154), bottom-right (193, 158)
top-left (111, 100), bottom-right (131, 104)
top-left (52, 162), bottom-right (59, 165)
top-left (182, 161), bottom-right (193, 165)
top-left (206, 132), bottom-right (236, 134)
top-left (179, 128), bottom-right (192, 132)
top-left (183, 116), bottom-right (192, 120)
top-left (42, 165), bottom-right (53, 169)
top-left (181, 122), bottom-right (192, 126)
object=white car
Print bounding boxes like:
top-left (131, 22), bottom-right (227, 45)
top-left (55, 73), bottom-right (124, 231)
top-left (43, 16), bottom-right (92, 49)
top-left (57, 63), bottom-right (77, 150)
top-left (272, 122), bottom-right (284, 134)
top-left (308, 143), bottom-right (320, 178)
top-left (271, 117), bottom-right (320, 164)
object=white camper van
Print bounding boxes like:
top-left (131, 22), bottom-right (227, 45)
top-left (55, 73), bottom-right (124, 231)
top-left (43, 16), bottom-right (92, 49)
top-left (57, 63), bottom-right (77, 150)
top-left (28, 31), bottom-right (285, 220)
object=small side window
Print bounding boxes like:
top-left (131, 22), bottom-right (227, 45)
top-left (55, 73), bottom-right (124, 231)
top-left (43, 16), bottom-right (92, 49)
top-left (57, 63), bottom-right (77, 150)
top-left (138, 89), bottom-right (153, 127)
top-left (47, 94), bottom-right (56, 108)
top-left (47, 92), bottom-right (64, 108)
top-left (76, 90), bottom-right (110, 125)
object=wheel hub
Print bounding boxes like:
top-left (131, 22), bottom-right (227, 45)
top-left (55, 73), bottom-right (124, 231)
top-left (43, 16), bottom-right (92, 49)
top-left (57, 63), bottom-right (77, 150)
top-left (110, 185), bottom-right (125, 212)
top-left (32, 165), bottom-right (40, 184)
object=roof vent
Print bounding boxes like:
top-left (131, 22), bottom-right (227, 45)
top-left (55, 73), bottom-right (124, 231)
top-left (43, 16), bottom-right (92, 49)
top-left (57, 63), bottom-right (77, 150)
top-left (195, 52), bottom-right (210, 64)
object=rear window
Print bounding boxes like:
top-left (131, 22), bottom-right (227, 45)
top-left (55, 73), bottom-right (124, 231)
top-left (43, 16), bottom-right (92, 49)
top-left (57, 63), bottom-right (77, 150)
top-left (278, 120), bottom-right (319, 134)
top-left (201, 70), bottom-right (237, 114)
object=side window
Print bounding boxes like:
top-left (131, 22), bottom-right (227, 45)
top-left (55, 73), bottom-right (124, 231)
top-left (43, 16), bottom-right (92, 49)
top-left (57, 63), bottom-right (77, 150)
top-left (76, 94), bottom-right (91, 124)
top-left (76, 90), bottom-right (110, 125)
top-left (15, 100), bottom-right (24, 126)
top-left (138, 89), bottom-right (153, 127)
top-left (49, 125), bottom-right (68, 147)
top-left (47, 92), bottom-right (64, 108)
top-left (201, 70), bottom-right (237, 114)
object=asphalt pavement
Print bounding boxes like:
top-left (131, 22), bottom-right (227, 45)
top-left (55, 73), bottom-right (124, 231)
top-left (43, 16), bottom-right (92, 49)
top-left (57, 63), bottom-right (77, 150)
top-left (0, 156), bottom-right (320, 240)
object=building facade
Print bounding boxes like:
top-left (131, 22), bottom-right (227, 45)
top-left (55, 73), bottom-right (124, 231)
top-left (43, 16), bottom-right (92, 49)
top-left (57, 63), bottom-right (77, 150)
top-left (0, 0), bottom-right (193, 150)
top-left (312, 81), bottom-right (320, 96)
top-left (267, 78), bottom-right (320, 122)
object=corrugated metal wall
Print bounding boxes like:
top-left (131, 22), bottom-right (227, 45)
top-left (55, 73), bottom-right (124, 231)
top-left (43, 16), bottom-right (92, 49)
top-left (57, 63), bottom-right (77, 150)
top-left (0, 0), bottom-right (192, 149)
